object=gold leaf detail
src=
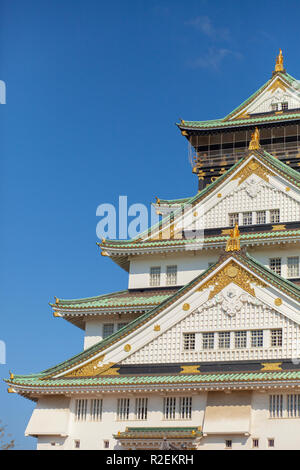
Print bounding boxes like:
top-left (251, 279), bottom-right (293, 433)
top-left (233, 158), bottom-right (273, 185)
top-left (180, 365), bottom-right (200, 374)
top-left (182, 303), bottom-right (190, 311)
top-left (261, 362), bottom-right (282, 371)
top-left (272, 225), bottom-right (286, 231)
top-left (275, 298), bottom-right (283, 306)
top-left (197, 260), bottom-right (266, 300)
top-left (154, 325), bottom-right (161, 332)
top-left (64, 355), bottom-right (106, 377)
top-left (124, 344), bottom-right (131, 352)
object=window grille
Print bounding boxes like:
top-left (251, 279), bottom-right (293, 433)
top-left (166, 265), bottom-right (177, 285)
top-left (150, 267), bottom-right (161, 287)
top-left (117, 398), bottom-right (130, 421)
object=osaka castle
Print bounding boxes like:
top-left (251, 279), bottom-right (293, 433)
top-left (6, 50), bottom-right (300, 450)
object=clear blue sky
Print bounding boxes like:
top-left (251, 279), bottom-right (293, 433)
top-left (1, 0), bottom-right (300, 449)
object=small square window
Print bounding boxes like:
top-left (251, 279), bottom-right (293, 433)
top-left (183, 333), bottom-right (196, 350)
top-left (287, 257), bottom-right (299, 278)
top-left (268, 438), bottom-right (275, 448)
top-left (251, 330), bottom-right (263, 348)
top-left (282, 102), bottom-right (288, 111)
top-left (270, 209), bottom-right (280, 224)
top-left (104, 440), bottom-right (109, 449)
top-left (229, 213), bottom-right (239, 227)
top-left (243, 212), bottom-right (252, 225)
top-left (235, 331), bottom-right (247, 349)
top-left (203, 333), bottom-right (214, 350)
top-left (150, 267), bottom-right (161, 287)
top-left (269, 258), bottom-right (281, 276)
top-left (271, 329), bottom-right (282, 347)
top-left (103, 323), bottom-right (114, 339)
top-left (256, 210), bottom-right (266, 225)
top-left (218, 332), bottom-right (230, 349)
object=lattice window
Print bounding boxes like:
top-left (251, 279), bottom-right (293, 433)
top-left (117, 398), bottom-right (130, 421)
top-left (90, 399), bottom-right (102, 421)
top-left (117, 322), bottom-right (128, 331)
top-left (271, 329), bottom-right (282, 347)
top-left (256, 210), bottom-right (266, 224)
top-left (242, 211), bottom-right (252, 225)
top-left (269, 258), bottom-right (281, 275)
top-left (163, 397), bottom-right (176, 420)
top-left (75, 399), bottom-right (88, 421)
top-left (150, 267), bottom-right (161, 287)
top-left (229, 213), bottom-right (239, 227)
top-left (203, 332), bottom-right (214, 349)
top-left (287, 257), bottom-right (299, 278)
top-left (268, 439), bottom-right (275, 448)
top-left (287, 395), bottom-right (300, 418)
top-left (235, 331), bottom-right (247, 349)
top-left (103, 323), bottom-right (114, 338)
top-left (179, 397), bottom-right (192, 420)
top-left (135, 398), bottom-right (148, 420)
top-left (281, 102), bottom-right (288, 111)
top-left (270, 209), bottom-right (280, 223)
top-left (271, 103), bottom-right (278, 111)
top-left (218, 331), bottom-right (230, 349)
top-left (251, 330), bottom-right (263, 347)
top-left (166, 265), bottom-right (177, 285)
top-left (183, 333), bottom-right (196, 350)
top-left (269, 395), bottom-right (283, 418)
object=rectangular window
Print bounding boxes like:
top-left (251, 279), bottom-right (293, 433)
top-left (104, 440), bottom-right (109, 449)
top-left (117, 398), bottom-right (130, 421)
top-left (75, 399), bottom-right (88, 421)
top-left (225, 440), bottom-right (232, 449)
top-left (135, 398), bottom-right (148, 420)
top-left (74, 440), bottom-right (80, 449)
top-left (269, 395), bottom-right (283, 418)
top-left (271, 103), bottom-right (278, 111)
top-left (282, 102), bottom-right (288, 111)
top-left (183, 333), bottom-right (196, 351)
top-left (251, 330), bottom-right (263, 348)
top-left (229, 213), bottom-right (239, 227)
top-left (243, 211), bottom-right (252, 225)
top-left (179, 397), bottom-right (192, 420)
top-left (287, 257), bottom-right (299, 278)
top-left (270, 209), bottom-right (280, 223)
top-left (163, 397), bottom-right (176, 420)
top-left (90, 399), bottom-right (103, 421)
top-left (271, 329), bottom-right (282, 347)
top-left (117, 323), bottom-right (128, 331)
top-left (235, 331), bottom-right (247, 349)
top-left (218, 331), bottom-right (231, 349)
top-left (252, 439), bottom-right (259, 448)
top-left (103, 323), bottom-right (114, 339)
top-left (269, 258), bottom-right (281, 276)
top-left (202, 332), bottom-right (214, 350)
top-left (150, 267), bottom-right (161, 287)
top-left (166, 265), bottom-right (177, 286)
top-left (268, 438), bottom-right (275, 448)
top-left (287, 395), bottom-right (300, 418)
top-left (256, 210), bottom-right (266, 224)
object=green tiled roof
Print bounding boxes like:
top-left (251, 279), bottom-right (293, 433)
top-left (54, 290), bottom-right (173, 310)
top-left (6, 250), bottom-right (300, 386)
top-left (8, 370), bottom-right (300, 388)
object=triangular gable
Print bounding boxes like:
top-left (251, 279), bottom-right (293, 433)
top-left (224, 72), bottom-right (300, 121)
top-left (37, 251), bottom-right (300, 379)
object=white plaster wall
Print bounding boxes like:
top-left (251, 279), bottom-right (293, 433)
top-left (84, 313), bottom-right (138, 350)
top-left (33, 390), bottom-right (300, 450)
top-left (128, 246), bottom-right (300, 290)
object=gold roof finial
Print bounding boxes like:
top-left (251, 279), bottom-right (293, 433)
top-left (274, 49), bottom-right (284, 72)
top-left (9, 371), bottom-right (14, 380)
top-left (225, 223), bottom-right (241, 252)
top-left (249, 127), bottom-right (260, 150)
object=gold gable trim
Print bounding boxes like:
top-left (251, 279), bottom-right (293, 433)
top-left (197, 260), bottom-right (267, 299)
top-left (233, 158), bottom-right (274, 185)
top-left (63, 355), bottom-right (111, 377)
top-left (268, 77), bottom-right (287, 94)
top-left (261, 362), bottom-right (282, 371)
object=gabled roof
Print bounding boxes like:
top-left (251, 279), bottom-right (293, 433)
top-left (6, 249), bottom-right (300, 392)
top-left (177, 71), bottom-right (300, 130)
top-left (100, 147), bottom-right (300, 259)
